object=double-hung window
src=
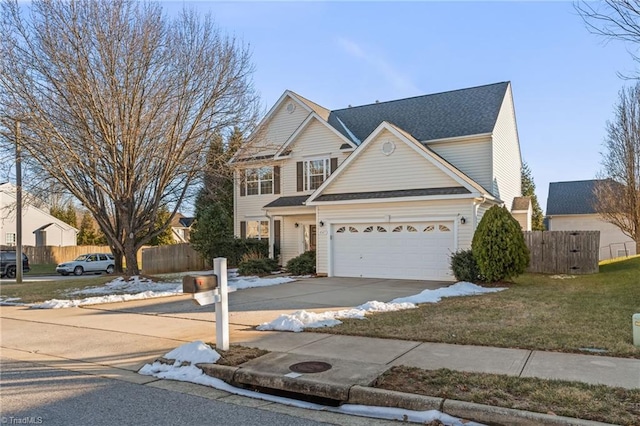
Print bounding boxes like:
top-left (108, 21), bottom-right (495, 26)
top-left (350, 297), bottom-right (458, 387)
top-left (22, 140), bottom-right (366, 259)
top-left (304, 158), bottom-right (330, 191)
top-left (245, 167), bottom-right (273, 196)
top-left (246, 220), bottom-right (269, 239)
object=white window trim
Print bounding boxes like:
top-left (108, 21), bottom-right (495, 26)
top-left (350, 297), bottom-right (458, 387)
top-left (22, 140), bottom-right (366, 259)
top-left (246, 220), bottom-right (270, 240)
top-left (303, 157), bottom-right (330, 191)
top-left (245, 166), bottom-right (274, 196)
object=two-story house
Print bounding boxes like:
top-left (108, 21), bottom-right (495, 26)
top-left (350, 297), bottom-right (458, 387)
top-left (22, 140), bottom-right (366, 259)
top-left (231, 82), bottom-right (527, 281)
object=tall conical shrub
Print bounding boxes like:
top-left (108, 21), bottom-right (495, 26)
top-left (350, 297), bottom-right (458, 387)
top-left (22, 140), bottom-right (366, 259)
top-left (472, 205), bottom-right (530, 283)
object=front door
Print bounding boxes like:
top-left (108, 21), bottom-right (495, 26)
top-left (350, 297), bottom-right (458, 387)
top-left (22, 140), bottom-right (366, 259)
top-left (304, 225), bottom-right (317, 251)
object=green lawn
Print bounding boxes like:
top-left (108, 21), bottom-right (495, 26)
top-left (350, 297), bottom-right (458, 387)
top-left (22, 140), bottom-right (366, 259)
top-left (317, 257), bottom-right (640, 358)
top-left (26, 263), bottom-right (57, 275)
top-left (375, 367), bottom-right (640, 425)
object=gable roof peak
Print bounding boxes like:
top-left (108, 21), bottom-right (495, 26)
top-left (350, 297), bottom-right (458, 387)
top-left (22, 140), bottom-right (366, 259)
top-left (286, 90), bottom-right (330, 120)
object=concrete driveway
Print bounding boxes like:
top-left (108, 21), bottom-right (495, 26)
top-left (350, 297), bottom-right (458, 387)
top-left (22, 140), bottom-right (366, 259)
top-left (0, 276), bottom-right (450, 375)
top-left (82, 276), bottom-right (451, 327)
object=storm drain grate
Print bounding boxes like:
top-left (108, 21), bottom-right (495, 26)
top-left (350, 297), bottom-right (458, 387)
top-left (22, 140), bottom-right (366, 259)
top-left (288, 361), bottom-right (332, 374)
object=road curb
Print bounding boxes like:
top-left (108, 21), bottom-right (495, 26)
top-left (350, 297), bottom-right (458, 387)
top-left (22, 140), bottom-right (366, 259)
top-left (197, 364), bottom-right (616, 426)
top-left (348, 385), bottom-right (443, 411)
top-left (348, 387), bottom-right (614, 426)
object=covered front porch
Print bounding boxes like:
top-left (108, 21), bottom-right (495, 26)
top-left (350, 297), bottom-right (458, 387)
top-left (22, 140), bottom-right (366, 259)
top-left (263, 195), bottom-right (318, 266)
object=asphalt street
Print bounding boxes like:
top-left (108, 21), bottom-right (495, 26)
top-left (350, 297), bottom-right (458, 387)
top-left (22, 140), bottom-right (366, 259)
top-left (0, 357), bottom-right (331, 426)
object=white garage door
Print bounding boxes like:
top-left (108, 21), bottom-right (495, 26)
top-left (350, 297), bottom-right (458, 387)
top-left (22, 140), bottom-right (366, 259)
top-left (332, 222), bottom-right (454, 281)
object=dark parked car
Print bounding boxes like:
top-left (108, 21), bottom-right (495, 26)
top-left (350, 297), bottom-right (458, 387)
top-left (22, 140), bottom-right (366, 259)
top-left (0, 250), bottom-right (30, 279)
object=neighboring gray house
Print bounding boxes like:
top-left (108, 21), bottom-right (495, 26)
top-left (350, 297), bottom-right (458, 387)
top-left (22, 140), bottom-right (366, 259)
top-left (0, 183), bottom-right (78, 247)
top-left (546, 180), bottom-right (636, 260)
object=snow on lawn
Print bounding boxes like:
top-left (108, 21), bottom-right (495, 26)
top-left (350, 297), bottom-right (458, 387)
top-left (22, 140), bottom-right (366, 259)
top-left (28, 272), bottom-right (295, 309)
top-left (257, 282), bottom-right (505, 332)
top-left (139, 341), bottom-right (483, 426)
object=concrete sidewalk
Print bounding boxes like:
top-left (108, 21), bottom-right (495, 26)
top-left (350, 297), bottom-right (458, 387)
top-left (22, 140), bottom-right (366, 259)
top-left (232, 330), bottom-right (640, 390)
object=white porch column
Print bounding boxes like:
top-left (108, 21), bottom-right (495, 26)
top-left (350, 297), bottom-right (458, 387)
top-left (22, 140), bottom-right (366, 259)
top-left (268, 214), bottom-right (275, 258)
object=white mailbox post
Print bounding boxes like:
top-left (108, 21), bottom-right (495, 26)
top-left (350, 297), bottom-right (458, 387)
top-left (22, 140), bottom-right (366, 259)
top-left (213, 257), bottom-right (229, 351)
top-left (182, 257), bottom-right (229, 351)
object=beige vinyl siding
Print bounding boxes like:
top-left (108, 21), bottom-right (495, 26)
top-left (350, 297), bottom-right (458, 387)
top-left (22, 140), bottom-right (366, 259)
top-left (323, 130), bottom-right (459, 195)
top-left (245, 96), bottom-right (309, 157)
top-left (549, 214), bottom-right (637, 260)
top-left (491, 84), bottom-right (522, 209)
top-left (316, 199), bottom-right (475, 274)
top-left (428, 137), bottom-right (492, 192)
top-left (233, 169), bottom-right (279, 237)
top-left (282, 119), bottom-right (351, 195)
top-left (476, 202), bottom-right (491, 226)
top-left (512, 211), bottom-right (530, 231)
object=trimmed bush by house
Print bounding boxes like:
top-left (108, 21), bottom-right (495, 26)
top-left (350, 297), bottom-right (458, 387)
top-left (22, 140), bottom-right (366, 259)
top-left (450, 249), bottom-right (483, 283)
top-left (237, 251), bottom-right (278, 276)
top-left (472, 205), bottom-right (530, 283)
top-left (286, 250), bottom-right (316, 275)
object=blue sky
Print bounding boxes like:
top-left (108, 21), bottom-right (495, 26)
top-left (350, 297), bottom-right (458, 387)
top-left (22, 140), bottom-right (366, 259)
top-left (168, 1), bottom-right (637, 213)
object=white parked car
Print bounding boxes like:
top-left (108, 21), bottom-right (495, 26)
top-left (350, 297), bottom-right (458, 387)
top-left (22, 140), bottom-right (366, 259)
top-left (56, 253), bottom-right (115, 276)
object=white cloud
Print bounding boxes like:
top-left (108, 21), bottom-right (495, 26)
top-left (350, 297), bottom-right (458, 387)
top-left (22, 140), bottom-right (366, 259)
top-left (337, 37), bottom-right (420, 96)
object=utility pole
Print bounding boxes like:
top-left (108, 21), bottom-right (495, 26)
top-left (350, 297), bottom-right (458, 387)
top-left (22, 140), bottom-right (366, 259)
top-left (15, 120), bottom-right (23, 283)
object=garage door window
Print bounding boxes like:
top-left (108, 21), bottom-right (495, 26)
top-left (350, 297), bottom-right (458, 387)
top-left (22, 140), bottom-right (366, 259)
top-left (424, 225), bottom-right (434, 232)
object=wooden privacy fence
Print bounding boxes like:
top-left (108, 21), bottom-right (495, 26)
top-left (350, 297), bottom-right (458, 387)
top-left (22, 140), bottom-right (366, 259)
top-left (141, 243), bottom-right (207, 275)
top-left (16, 245), bottom-right (112, 264)
top-left (524, 231), bottom-right (600, 275)
top-left (1, 245), bottom-right (144, 267)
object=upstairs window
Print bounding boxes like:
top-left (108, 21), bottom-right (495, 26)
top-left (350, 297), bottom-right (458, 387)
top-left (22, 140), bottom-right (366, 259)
top-left (245, 167), bottom-right (273, 196)
top-left (304, 158), bottom-right (329, 191)
top-left (296, 158), bottom-right (337, 192)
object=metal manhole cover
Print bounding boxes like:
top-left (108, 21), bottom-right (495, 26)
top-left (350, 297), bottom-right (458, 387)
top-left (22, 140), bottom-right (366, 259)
top-left (289, 361), bottom-right (332, 374)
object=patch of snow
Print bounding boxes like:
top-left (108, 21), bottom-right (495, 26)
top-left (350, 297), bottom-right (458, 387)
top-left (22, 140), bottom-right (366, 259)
top-left (30, 290), bottom-right (179, 309)
top-left (257, 300), bottom-right (417, 332)
top-left (29, 271), bottom-right (296, 309)
top-left (0, 297), bottom-right (27, 306)
top-left (138, 341), bottom-right (483, 426)
top-left (391, 281), bottom-right (505, 304)
top-left (165, 340), bottom-right (220, 364)
top-left (258, 282), bottom-right (505, 332)
top-left (66, 275), bottom-right (181, 296)
top-left (550, 274), bottom-right (576, 279)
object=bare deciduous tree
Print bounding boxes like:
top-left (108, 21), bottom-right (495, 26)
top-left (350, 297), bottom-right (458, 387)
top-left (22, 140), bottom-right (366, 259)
top-left (576, 1), bottom-right (640, 75)
top-left (594, 84), bottom-right (640, 255)
top-left (0, 0), bottom-right (260, 274)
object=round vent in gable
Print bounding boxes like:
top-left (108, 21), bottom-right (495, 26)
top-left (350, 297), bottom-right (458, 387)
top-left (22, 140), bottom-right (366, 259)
top-left (381, 140), bottom-right (395, 156)
top-left (286, 102), bottom-right (296, 113)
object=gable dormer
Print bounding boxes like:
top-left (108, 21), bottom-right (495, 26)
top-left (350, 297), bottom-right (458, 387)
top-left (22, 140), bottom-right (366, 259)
top-left (233, 91), bottom-right (317, 161)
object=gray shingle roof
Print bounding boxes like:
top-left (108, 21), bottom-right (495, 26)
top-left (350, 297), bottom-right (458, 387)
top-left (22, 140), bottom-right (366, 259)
top-left (511, 196), bottom-right (531, 211)
top-left (546, 180), bottom-right (599, 215)
top-left (327, 82), bottom-right (509, 144)
top-left (263, 195), bottom-right (310, 209)
top-left (313, 187), bottom-right (470, 203)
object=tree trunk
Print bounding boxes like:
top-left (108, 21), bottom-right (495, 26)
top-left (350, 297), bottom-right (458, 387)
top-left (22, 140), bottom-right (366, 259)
top-left (124, 238), bottom-right (140, 276)
top-left (112, 247), bottom-right (124, 274)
